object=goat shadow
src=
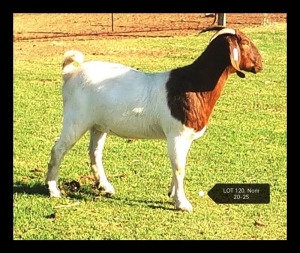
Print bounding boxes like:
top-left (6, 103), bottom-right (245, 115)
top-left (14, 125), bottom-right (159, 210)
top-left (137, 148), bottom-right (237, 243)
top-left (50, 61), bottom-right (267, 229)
top-left (13, 182), bottom-right (49, 196)
top-left (13, 182), bottom-right (175, 211)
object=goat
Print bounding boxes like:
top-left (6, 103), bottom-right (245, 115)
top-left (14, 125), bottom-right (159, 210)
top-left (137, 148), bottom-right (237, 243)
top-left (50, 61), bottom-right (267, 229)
top-left (46, 27), bottom-right (263, 212)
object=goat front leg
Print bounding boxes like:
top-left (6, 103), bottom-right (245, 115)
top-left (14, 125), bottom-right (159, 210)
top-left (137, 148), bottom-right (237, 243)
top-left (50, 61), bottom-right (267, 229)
top-left (167, 135), bottom-right (193, 212)
top-left (89, 129), bottom-right (115, 195)
top-left (168, 174), bottom-right (175, 198)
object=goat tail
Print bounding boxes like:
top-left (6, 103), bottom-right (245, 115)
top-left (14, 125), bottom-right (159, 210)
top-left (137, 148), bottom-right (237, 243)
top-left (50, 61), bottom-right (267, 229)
top-left (62, 50), bottom-right (84, 80)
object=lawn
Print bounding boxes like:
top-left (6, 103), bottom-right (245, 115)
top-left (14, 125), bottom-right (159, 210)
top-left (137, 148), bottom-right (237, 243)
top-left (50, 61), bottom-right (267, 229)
top-left (13, 21), bottom-right (286, 240)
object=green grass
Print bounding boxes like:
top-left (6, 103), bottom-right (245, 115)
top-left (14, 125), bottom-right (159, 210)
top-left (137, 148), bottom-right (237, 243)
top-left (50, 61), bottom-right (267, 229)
top-left (13, 24), bottom-right (287, 240)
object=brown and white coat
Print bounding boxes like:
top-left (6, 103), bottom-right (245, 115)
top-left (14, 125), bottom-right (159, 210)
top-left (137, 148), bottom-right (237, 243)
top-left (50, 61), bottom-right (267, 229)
top-left (46, 27), bottom-right (263, 212)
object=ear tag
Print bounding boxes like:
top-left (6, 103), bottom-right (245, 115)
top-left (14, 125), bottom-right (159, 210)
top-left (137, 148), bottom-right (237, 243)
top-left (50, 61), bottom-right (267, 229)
top-left (233, 48), bottom-right (239, 61)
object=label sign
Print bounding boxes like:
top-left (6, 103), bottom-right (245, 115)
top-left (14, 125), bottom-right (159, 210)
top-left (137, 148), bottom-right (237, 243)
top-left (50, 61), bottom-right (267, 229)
top-left (208, 183), bottom-right (270, 204)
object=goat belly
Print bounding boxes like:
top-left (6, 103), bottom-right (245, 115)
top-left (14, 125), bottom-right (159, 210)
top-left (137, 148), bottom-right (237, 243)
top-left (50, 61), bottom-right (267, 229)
top-left (94, 121), bottom-right (166, 139)
top-left (92, 106), bottom-right (167, 139)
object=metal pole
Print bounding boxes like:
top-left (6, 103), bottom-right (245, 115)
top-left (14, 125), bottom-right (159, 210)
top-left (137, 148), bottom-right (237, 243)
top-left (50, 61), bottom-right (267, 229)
top-left (111, 13), bottom-right (114, 32)
top-left (217, 13), bottom-right (226, 26)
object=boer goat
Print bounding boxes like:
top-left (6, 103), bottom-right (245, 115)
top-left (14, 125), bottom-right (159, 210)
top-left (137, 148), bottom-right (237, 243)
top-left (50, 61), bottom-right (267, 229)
top-left (46, 27), bottom-right (263, 212)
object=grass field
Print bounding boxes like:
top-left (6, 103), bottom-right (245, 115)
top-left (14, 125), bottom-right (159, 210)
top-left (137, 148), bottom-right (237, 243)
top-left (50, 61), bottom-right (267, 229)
top-left (13, 22), bottom-right (286, 240)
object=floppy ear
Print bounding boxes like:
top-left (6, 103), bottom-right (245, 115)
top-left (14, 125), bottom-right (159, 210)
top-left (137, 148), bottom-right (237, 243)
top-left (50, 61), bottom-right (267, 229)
top-left (228, 37), bottom-right (245, 78)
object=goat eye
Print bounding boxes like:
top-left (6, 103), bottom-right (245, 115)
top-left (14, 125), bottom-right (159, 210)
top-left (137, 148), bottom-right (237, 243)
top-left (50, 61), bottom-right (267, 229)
top-left (241, 39), bottom-right (250, 46)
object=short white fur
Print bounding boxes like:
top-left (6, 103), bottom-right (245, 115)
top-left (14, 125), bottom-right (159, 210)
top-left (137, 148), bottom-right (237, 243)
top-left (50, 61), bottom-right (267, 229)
top-left (46, 50), bottom-right (207, 212)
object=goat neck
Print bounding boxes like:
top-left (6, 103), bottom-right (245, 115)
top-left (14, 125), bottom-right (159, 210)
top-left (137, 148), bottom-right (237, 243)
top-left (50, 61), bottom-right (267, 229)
top-left (166, 36), bottom-right (236, 132)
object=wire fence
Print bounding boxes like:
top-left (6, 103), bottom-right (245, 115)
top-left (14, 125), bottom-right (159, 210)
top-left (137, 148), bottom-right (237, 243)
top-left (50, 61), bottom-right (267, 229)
top-left (14, 13), bottom-right (286, 41)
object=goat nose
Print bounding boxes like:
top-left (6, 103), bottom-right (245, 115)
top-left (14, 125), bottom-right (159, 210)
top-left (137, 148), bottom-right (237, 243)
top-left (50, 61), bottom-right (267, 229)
top-left (254, 57), bottom-right (263, 72)
top-left (252, 65), bottom-right (263, 73)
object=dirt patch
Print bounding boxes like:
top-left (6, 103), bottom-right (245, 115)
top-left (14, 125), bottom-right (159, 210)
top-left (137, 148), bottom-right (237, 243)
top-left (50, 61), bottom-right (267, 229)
top-left (13, 13), bottom-right (286, 59)
top-left (14, 13), bottom-right (286, 41)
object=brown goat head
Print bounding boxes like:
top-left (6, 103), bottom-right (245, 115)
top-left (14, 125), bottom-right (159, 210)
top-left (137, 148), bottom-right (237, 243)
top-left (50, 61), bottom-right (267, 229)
top-left (202, 26), bottom-right (263, 78)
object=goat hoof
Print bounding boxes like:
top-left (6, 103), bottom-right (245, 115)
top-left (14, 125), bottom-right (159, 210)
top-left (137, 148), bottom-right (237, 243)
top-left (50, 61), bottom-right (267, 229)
top-left (49, 188), bottom-right (61, 198)
top-left (46, 181), bottom-right (61, 197)
top-left (105, 188), bottom-right (115, 196)
top-left (97, 182), bottom-right (115, 196)
top-left (168, 191), bottom-right (175, 198)
top-left (174, 201), bottom-right (193, 212)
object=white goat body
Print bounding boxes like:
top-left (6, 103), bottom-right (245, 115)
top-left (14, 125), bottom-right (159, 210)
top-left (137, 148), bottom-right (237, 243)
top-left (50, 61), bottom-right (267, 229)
top-left (64, 60), bottom-right (176, 139)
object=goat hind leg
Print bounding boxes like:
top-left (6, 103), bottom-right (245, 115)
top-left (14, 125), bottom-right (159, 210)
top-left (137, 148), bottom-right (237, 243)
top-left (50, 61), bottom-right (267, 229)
top-left (89, 129), bottom-right (115, 195)
top-left (46, 118), bottom-right (89, 197)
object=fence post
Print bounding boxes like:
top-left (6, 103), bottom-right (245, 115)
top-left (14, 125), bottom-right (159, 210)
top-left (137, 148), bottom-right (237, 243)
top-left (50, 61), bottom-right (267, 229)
top-left (217, 13), bottom-right (226, 26)
top-left (111, 13), bottom-right (114, 32)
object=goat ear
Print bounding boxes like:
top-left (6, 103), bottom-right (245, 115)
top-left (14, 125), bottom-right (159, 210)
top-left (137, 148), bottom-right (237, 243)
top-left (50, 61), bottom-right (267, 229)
top-left (228, 37), bottom-right (245, 78)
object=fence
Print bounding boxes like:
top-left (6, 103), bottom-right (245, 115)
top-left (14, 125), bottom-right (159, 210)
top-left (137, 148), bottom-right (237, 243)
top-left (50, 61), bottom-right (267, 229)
top-left (14, 13), bottom-right (286, 41)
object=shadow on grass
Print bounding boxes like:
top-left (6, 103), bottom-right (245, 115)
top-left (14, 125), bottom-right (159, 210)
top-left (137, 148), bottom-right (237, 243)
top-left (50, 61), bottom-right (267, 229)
top-left (13, 182), bottom-right (49, 196)
top-left (110, 196), bottom-right (176, 211)
top-left (13, 182), bottom-right (175, 211)
top-left (13, 181), bottom-right (96, 200)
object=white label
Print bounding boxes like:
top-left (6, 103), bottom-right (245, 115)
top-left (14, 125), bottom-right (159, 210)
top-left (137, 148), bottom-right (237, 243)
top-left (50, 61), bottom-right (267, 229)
top-left (233, 48), bottom-right (239, 61)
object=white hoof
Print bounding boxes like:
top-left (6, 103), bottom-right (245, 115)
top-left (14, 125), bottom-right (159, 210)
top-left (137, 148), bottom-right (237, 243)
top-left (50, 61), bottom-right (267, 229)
top-left (99, 182), bottom-right (115, 195)
top-left (174, 200), bottom-right (193, 212)
top-left (47, 181), bottom-right (61, 198)
top-left (50, 189), bottom-right (61, 198)
top-left (105, 185), bottom-right (115, 195)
